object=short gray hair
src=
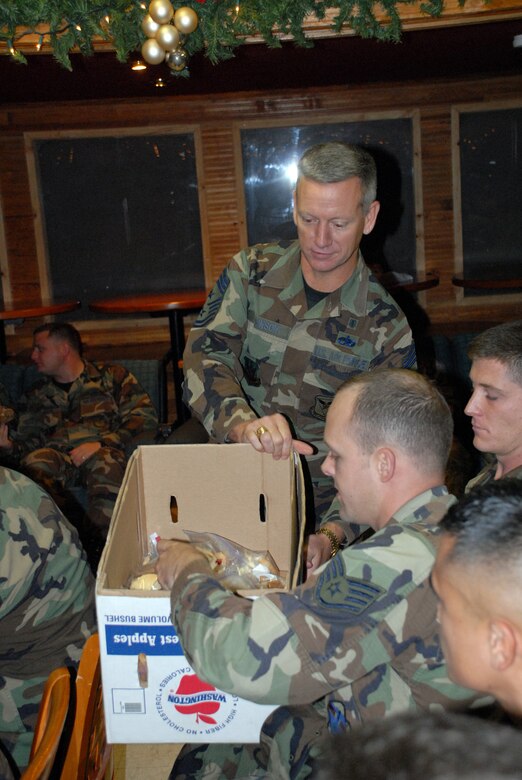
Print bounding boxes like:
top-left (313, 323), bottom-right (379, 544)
top-left (297, 142), bottom-right (377, 212)
top-left (338, 369), bottom-right (453, 475)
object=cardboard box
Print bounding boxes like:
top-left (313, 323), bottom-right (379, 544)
top-left (96, 443), bottom-right (306, 744)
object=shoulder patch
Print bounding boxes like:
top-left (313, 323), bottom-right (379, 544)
top-left (194, 269), bottom-right (229, 328)
top-left (315, 557), bottom-right (385, 616)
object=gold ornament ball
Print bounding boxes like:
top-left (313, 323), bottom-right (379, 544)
top-left (167, 48), bottom-right (188, 71)
top-left (173, 7), bottom-right (198, 35)
top-left (148, 0), bottom-right (174, 25)
top-left (141, 14), bottom-right (160, 37)
top-left (142, 37), bottom-right (166, 65)
top-left (156, 23), bottom-right (180, 52)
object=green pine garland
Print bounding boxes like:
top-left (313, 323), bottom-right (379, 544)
top-left (0, 0), bottom-right (460, 72)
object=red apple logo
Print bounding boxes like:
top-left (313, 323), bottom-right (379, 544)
top-left (170, 674), bottom-right (223, 725)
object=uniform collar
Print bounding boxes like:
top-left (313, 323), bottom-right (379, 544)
top-left (260, 243), bottom-right (370, 318)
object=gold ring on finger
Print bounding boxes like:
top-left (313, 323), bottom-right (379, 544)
top-left (256, 426), bottom-right (268, 439)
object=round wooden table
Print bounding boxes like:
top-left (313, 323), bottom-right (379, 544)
top-left (452, 274), bottom-right (522, 290)
top-left (89, 290), bottom-right (207, 423)
top-left (378, 271), bottom-right (440, 293)
top-left (0, 300), bottom-right (81, 363)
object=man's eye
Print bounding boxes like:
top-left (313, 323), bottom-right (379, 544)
top-left (333, 223), bottom-right (348, 229)
top-left (485, 394), bottom-right (498, 401)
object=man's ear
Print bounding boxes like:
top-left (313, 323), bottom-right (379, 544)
top-left (489, 620), bottom-right (516, 671)
top-left (363, 200), bottom-right (380, 235)
top-left (373, 447), bottom-right (395, 482)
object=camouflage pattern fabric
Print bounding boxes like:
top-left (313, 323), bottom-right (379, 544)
top-left (9, 361), bottom-right (158, 536)
top-left (465, 462), bottom-right (522, 492)
top-left (183, 241), bottom-right (416, 532)
top-left (0, 466), bottom-right (96, 771)
top-left (169, 488), bottom-right (486, 780)
top-left (20, 444), bottom-right (127, 534)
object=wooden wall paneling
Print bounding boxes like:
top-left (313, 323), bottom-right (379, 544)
top-left (192, 124), bottom-right (213, 289)
top-left (0, 135), bottom-right (39, 307)
top-left (0, 191), bottom-right (11, 306)
top-left (200, 124), bottom-right (243, 285)
top-left (418, 110), bottom-right (455, 305)
top-left (1, 73), bottom-right (521, 356)
top-left (232, 122), bottom-right (249, 251)
top-left (24, 131), bottom-right (52, 302)
top-left (451, 104), bottom-right (465, 307)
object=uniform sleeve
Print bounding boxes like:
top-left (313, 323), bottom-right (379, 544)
top-left (182, 250), bottom-right (259, 440)
top-left (100, 365), bottom-right (158, 449)
top-left (169, 525), bottom-right (436, 706)
top-left (367, 294), bottom-right (417, 371)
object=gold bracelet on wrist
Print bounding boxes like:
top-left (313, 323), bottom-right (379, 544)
top-left (317, 526), bottom-right (341, 558)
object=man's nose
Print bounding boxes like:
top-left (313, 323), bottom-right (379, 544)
top-left (315, 222), bottom-right (332, 247)
top-left (321, 453), bottom-right (333, 476)
top-left (464, 390), bottom-right (480, 417)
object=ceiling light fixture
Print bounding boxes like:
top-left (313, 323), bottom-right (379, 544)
top-left (131, 58), bottom-right (147, 71)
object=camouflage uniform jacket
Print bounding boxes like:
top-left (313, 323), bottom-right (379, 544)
top-left (170, 487), bottom-right (482, 777)
top-left (0, 466), bottom-right (96, 767)
top-left (183, 241), bottom-right (416, 527)
top-left (466, 462), bottom-right (522, 492)
top-left (9, 360), bottom-right (158, 458)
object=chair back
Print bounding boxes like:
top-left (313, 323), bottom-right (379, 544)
top-left (60, 633), bottom-right (113, 780)
top-left (21, 667), bottom-right (71, 780)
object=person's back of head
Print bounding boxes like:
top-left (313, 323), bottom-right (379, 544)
top-left (341, 368), bottom-right (453, 478)
top-left (439, 478), bottom-right (522, 561)
top-left (33, 322), bottom-right (83, 357)
top-left (468, 320), bottom-right (522, 386)
top-left (297, 142), bottom-right (377, 213)
top-left (312, 710), bottom-right (522, 779)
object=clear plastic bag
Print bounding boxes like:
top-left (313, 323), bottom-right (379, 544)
top-left (185, 530), bottom-right (285, 591)
top-left (127, 532), bottom-right (163, 590)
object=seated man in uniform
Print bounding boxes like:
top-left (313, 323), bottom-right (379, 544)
top-left (0, 322), bottom-right (158, 565)
top-left (0, 466), bottom-right (96, 772)
top-left (463, 319), bottom-right (522, 490)
top-left (156, 369), bottom-right (485, 779)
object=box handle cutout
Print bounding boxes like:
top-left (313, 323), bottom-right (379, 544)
top-left (259, 493), bottom-right (266, 523)
top-left (170, 495), bottom-right (179, 523)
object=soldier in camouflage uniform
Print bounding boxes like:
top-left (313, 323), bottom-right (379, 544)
top-left (432, 480), bottom-right (522, 720)
top-left (157, 370), bottom-right (486, 780)
top-left (0, 323), bottom-right (158, 560)
top-left (312, 318), bottom-right (522, 562)
top-left (0, 466), bottom-right (96, 772)
top-left (182, 142), bottom-right (416, 534)
top-left (462, 320), bottom-right (522, 492)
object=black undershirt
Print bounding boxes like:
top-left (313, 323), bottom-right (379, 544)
top-left (303, 276), bottom-right (329, 309)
